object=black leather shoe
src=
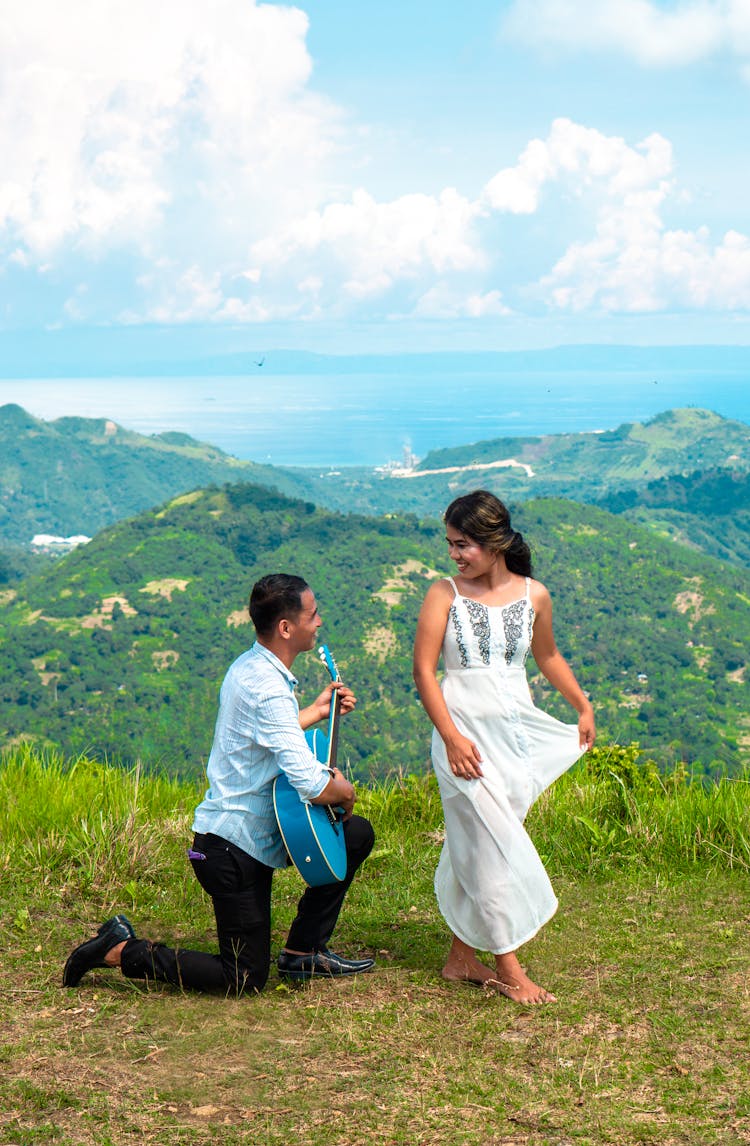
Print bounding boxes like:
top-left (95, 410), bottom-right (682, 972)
top-left (277, 947), bottom-right (375, 981)
top-left (62, 914), bottom-right (136, 987)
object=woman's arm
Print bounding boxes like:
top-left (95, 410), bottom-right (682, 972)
top-left (530, 581), bottom-right (595, 749)
top-left (413, 582), bottom-right (484, 779)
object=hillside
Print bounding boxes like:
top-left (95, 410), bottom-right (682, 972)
top-left (0, 403), bottom-right (312, 548)
top-left (275, 408), bottom-right (750, 572)
top-left (414, 406), bottom-right (749, 485)
top-left (0, 482), bottom-right (748, 774)
top-left (277, 408), bottom-right (750, 520)
top-left (5, 404), bottom-right (749, 542)
top-left (593, 467), bottom-right (750, 567)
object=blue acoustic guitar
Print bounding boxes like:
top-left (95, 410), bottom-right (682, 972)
top-left (272, 644), bottom-right (348, 887)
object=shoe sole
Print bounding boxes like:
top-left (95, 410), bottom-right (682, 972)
top-left (278, 965), bottom-right (374, 981)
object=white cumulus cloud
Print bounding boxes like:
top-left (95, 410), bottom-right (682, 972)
top-left (1, 3), bottom-right (749, 328)
top-left (503, 0), bottom-right (750, 71)
top-left (414, 285), bottom-right (512, 318)
top-left (0, 0), bottom-right (340, 312)
top-left (544, 219), bottom-right (750, 312)
top-left (488, 121), bottom-right (750, 312)
top-left (250, 187), bottom-right (484, 306)
top-left (482, 118), bottom-right (673, 213)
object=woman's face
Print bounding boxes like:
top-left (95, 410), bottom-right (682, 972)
top-left (445, 525), bottom-right (498, 578)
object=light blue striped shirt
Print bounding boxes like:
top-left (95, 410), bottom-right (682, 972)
top-left (192, 642), bottom-right (330, 868)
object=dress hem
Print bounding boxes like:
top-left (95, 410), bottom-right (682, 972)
top-left (437, 895), bottom-right (558, 956)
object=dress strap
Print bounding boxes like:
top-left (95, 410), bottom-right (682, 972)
top-left (445, 576), bottom-right (460, 598)
top-left (524, 576), bottom-right (531, 598)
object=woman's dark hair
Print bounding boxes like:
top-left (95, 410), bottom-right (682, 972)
top-left (444, 490), bottom-right (532, 576)
top-left (249, 573), bottom-right (310, 636)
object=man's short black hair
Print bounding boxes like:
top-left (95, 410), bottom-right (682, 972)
top-left (249, 574), bottom-right (310, 636)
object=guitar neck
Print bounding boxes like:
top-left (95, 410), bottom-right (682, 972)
top-left (327, 686), bottom-right (342, 771)
top-left (318, 643), bottom-right (342, 773)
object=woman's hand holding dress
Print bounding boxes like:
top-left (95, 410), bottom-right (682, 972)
top-left (577, 703), bottom-right (596, 751)
top-left (443, 732), bottom-right (484, 780)
top-left (530, 583), bottom-right (596, 751)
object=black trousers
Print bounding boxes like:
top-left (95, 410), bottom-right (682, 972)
top-left (119, 814), bottom-right (374, 995)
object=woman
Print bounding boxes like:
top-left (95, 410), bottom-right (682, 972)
top-left (413, 490), bottom-right (595, 1004)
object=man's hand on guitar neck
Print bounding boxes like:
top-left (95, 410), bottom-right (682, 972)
top-left (299, 681), bottom-right (357, 730)
top-left (312, 766), bottom-right (356, 820)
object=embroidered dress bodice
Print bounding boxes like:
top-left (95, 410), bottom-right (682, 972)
top-left (443, 576), bottom-right (534, 671)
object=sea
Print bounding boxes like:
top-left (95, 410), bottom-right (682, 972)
top-left (1, 368), bottom-right (749, 468)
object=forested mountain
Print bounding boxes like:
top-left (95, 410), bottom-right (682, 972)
top-left (593, 467), bottom-right (750, 568)
top-left (1, 482), bottom-right (748, 777)
top-left (277, 408), bottom-right (750, 572)
top-left (5, 406), bottom-right (749, 554)
top-left (415, 406), bottom-right (748, 486)
top-left (5, 404), bottom-right (750, 585)
top-left (0, 403), bottom-right (311, 548)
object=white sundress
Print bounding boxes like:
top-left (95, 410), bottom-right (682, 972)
top-left (432, 576), bottom-right (585, 955)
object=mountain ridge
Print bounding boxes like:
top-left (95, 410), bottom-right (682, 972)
top-left (0, 403), bottom-right (310, 549)
top-left (5, 404), bottom-right (750, 579)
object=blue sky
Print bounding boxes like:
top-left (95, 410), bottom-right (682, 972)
top-left (1, 0), bottom-right (750, 355)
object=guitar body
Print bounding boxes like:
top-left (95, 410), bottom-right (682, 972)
top-left (273, 772), bottom-right (348, 887)
top-left (272, 645), bottom-right (348, 887)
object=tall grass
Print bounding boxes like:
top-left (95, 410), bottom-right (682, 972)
top-left (0, 744), bottom-right (202, 917)
top-left (360, 745), bottom-right (750, 876)
top-left (534, 758), bottom-right (750, 876)
top-left (2, 742), bottom-right (748, 905)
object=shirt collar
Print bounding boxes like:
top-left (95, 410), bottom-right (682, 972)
top-left (253, 640), bottom-right (298, 689)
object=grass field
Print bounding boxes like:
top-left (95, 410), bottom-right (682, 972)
top-left (1, 747), bottom-right (749, 1145)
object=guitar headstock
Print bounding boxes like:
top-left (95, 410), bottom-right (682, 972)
top-left (317, 643), bottom-right (339, 682)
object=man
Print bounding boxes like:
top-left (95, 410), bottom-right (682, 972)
top-left (63, 573), bottom-right (375, 995)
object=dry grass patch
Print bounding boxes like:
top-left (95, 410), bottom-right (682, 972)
top-left (156, 491), bottom-right (204, 518)
top-left (140, 579), bottom-right (189, 600)
top-left (673, 578), bottom-right (716, 623)
top-left (79, 595), bottom-right (137, 631)
top-left (374, 560), bottom-right (441, 607)
top-left (618, 691), bottom-right (652, 709)
top-left (226, 609), bottom-right (250, 628)
top-left (363, 624), bottom-right (398, 662)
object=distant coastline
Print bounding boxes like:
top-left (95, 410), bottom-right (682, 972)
top-left (3, 365), bottom-right (750, 469)
top-left (2, 332), bottom-right (750, 379)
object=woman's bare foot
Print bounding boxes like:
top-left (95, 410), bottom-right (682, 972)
top-left (441, 936), bottom-right (496, 986)
top-left (487, 952), bottom-right (557, 1004)
top-left (441, 955), bottom-right (497, 986)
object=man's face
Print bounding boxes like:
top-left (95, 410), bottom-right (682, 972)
top-left (287, 588), bottom-right (323, 655)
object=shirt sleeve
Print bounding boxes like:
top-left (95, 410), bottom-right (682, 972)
top-left (254, 687), bottom-right (330, 801)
